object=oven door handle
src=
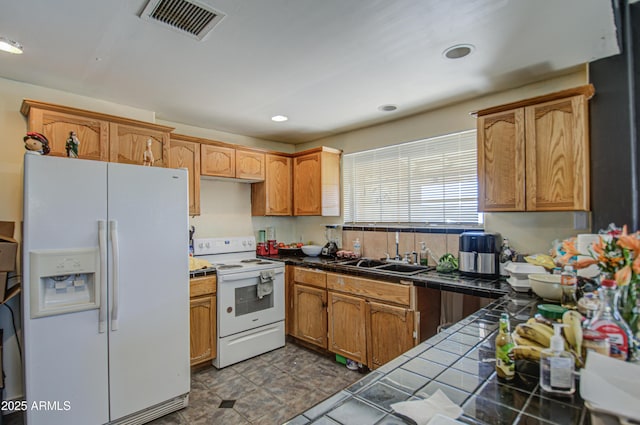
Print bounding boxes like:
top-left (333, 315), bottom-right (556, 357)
top-left (219, 269), bottom-right (284, 282)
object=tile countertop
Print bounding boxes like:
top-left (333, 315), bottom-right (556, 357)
top-left (269, 255), bottom-right (589, 425)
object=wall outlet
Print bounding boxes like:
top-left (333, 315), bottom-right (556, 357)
top-left (573, 211), bottom-right (589, 230)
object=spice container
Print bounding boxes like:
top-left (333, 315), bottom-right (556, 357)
top-left (582, 329), bottom-right (610, 359)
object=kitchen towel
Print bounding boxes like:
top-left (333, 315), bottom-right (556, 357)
top-left (391, 389), bottom-right (463, 425)
top-left (258, 270), bottom-right (274, 299)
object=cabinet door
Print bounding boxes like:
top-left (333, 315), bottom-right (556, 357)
top-left (327, 292), bottom-right (367, 364)
top-left (477, 109), bottom-right (526, 211)
top-left (26, 107), bottom-right (109, 161)
top-left (169, 139), bottom-right (201, 216)
top-left (294, 284), bottom-right (327, 348)
top-left (366, 301), bottom-right (415, 370)
top-left (236, 150), bottom-right (265, 180)
top-left (293, 152), bottom-right (322, 215)
top-left (252, 154), bottom-right (292, 216)
top-left (190, 294), bottom-right (216, 366)
top-left (525, 95), bottom-right (590, 211)
top-left (109, 122), bottom-right (170, 167)
top-left (201, 145), bottom-right (235, 177)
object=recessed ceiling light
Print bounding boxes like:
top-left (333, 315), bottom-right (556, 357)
top-left (443, 44), bottom-right (474, 59)
top-left (271, 115), bottom-right (288, 122)
top-left (0, 38), bottom-right (23, 54)
top-left (378, 104), bottom-right (397, 112)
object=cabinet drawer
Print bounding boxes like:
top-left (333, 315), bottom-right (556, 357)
top-left (190, 275), bottom-right (216, 297)
top-left (293, 267), bottom-right (326, 289)
top-left (326, 273), bottom-right (410, 306)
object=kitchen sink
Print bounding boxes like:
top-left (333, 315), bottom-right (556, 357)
top-left (339, 258), bottom-right (386, 268)
top-left (375, 263), bottom-right (429, 274)
top-left (338, 258), bottom-right (431, 275)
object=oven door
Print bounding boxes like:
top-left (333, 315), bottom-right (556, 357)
top-left (217, 267), bottom-right (285, 337)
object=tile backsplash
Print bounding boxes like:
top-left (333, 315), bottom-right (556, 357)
top-left (342, 228), bottom-right (468, 266)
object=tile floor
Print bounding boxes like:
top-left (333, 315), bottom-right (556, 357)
top-left (3, 343), bottom-right (363, 425)
top-left (151, 343), bottom-right (365, 425)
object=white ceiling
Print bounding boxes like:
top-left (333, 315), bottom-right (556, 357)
top-left (0, 0), bottom-right (620, 144)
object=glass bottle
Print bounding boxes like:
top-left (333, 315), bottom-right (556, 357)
top-left (499, 238), bottom-right (513, 277)
top-left (560, 265), bottom-right (578, 310)
top-left (495, 313), bottom-right (515, 381)
top-left (588, 279), bottom-right (634, 361)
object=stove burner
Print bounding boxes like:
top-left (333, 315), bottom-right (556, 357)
top-left (217, 264), bottom-right (243, 270)
top-left (256, 261), bottom-right (273, 265)
top-left (240, 259), bottom-right (261, 263)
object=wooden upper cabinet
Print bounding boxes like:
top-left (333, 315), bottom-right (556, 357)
top-left (22, 101), bottom-right (110, 161)
top-left (252, 154), bottom-right (292, 216)
top-left (201, 144), bottom-right (235, 177)
top-left (236, 149), bottom-right (265, 180)
top-left (293, 147), bottom-right (341, 216)
top-left (21, 99), bottom-right (174, 167)
top-left (169, 135), bottom-right (201, 216)
top-left (477, 109), bottom-right (526, 211)
top-left (109, 122), bottom-right (171, 167)
top-left (525, 95), bottom-right (590, 211)
top-left (476, 85), bottom-right (593, 212)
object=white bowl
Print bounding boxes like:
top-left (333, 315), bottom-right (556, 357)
top-left (301, 245), bottom-right (322, 256)
top-left (528, 273), bottom-right (562, 301)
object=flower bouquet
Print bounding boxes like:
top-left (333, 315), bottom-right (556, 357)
top-left (555, 223), bottom-right (639, 339)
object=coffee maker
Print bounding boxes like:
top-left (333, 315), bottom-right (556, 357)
top-left (321, 225), bottom-right (340, 257)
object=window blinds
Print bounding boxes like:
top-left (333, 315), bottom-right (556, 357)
top-left (343, 130), bottom-right (479, 225)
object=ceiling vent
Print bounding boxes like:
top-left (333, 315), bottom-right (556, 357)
top-left (140, 0), bottom-right (226, 41)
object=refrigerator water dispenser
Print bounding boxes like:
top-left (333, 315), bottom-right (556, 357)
top-left (30, 248), bottom-right (100, 318)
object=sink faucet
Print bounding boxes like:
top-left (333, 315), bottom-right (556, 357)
top-left (395, 231), bottom-right (400, 260)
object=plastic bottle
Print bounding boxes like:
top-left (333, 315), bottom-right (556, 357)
top-left (499, 238), bottom-right (513, 277)
top-left (353, 238), bottom-right (361, 257)
top-left (540, 323), bottom-right (575, 395)
top-left (419, 242), bottom-right (428, 266)
top-left (560, 265), bottom-right (578, 310)
top-left (588, 279), bottom-right (633, 360)
top-left (495, 313), bottom-right (515, 381)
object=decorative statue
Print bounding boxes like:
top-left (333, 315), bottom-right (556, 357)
top-left (65, 131), bottom-right (80, 158)
top-left (142, 139), bottom-right (154, 166)
top-left (23, 132), bottom-right (51, 155)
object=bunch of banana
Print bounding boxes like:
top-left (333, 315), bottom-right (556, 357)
top-left (510, 312), bottom-right (585, 368)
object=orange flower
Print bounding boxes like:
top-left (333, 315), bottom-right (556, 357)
top-left (633, 255), bottom-right (640, 275)
top-left (617, 231), bottom-right (640, 253)
top-left (590, 237), bottom-right (605, 256)
top-left (573, 257), bottom-right (598, 269)
top-left (615, 265), bottom-right (632, 286)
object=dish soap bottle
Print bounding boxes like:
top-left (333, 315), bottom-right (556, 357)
top-left (353, 238), bottom-right (361, 258)
top-left (419, 242), bottom-right (429, 266)
top-left (540, 323), bottom-right (575, 395)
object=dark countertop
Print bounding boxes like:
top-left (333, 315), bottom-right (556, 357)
top-left (283, 292), bottom-right (589, 425)
top-left (262, 254), bottom-right (512, 299)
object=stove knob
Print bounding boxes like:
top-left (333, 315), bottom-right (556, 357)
top-left (242, 240), bottom-right (247, 247)
top-left (205, 242), bottom-right (211, 248)
top-left (198, 242), bottom-right (205, 248)
top-left (247, 240), bottom-right (253, 247)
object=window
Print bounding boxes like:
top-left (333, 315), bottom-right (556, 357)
top-left (343, 130), bottom-right (480, 225)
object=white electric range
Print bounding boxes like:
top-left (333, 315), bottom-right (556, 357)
top-left (192, 236), bottom-right (285, 368)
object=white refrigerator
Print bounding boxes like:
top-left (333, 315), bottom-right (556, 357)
top-left (22, 153), bottom-right (190, 425)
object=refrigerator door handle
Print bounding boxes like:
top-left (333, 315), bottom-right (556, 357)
top-left (98, 220), bottom-right (107, 333)
top-left (110, 220), bottom-right (120, 331)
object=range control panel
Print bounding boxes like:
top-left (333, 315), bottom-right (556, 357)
top-left (193, 236), bottom-right (256, 256)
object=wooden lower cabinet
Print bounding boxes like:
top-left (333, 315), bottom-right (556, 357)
top-left (190, 276), bottom-right (217, 366)
top-left (293, 283), bottom-right (327, 348)
top-left (327, 292), bottom-right (367, 365)
top-left (366, 301), bottom-right (415, 370)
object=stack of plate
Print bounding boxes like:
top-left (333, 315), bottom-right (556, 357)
top-left (504, 262), bottom-right (547, 292)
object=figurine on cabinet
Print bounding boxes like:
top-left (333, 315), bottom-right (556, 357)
top-left (142, 139), bottom-right (154, 166)
top-left (23, 132), bottom-right (50, 155)
top-left (65, 131), bottom-right (80, 158)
